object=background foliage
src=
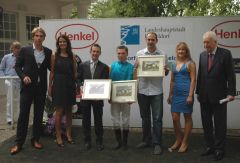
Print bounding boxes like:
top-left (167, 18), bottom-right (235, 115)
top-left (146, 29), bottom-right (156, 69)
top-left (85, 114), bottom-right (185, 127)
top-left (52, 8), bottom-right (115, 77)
top-left (87, 0), bottom-right (240, 18)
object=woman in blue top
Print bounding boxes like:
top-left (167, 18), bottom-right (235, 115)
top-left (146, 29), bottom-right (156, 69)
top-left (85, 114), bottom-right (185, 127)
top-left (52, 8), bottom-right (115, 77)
top-left (167, 42), bottom-right (196, 153)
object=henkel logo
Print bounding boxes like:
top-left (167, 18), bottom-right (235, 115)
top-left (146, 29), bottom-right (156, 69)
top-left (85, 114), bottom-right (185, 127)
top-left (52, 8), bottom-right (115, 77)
top-left (211, 20), bottom-right (240, 48)
top-left (55, 24), bottom-right (99, 49)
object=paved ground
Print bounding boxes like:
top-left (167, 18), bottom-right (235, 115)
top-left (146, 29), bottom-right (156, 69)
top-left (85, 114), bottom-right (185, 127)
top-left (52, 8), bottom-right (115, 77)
top-left (0, 127), bottom-right (240, 163)
top-left (0, 95), bottom-right (18, 144)
top-left (1, 95), bottom-right (240, 163)
top-left (0, 95), bottom-right (33, 145)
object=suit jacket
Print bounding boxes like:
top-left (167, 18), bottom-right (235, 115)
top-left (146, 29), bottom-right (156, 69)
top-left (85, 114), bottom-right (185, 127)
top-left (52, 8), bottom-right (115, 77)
top-left (196, 47), bottom-right (236, 103)
top-left (77, 60), bottom-right (109, 106)
top-left (15, 45), bottom-right (52, 93)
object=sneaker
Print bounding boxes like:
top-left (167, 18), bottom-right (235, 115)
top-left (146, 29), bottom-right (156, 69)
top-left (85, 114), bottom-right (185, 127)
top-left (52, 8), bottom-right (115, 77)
top-left (153, 145), bottom-right (162, 155)
top-left (137, 142), bottom-right (150, 149)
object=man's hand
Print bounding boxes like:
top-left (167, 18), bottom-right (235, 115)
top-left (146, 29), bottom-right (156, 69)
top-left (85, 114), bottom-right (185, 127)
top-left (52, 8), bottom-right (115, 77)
top-left (23, 76), bottom-right (31, 85)
top-left (227, 95), bottom-right (235, 101)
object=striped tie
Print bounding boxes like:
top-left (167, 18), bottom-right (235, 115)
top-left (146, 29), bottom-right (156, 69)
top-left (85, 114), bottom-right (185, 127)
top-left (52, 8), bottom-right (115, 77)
top-left (208, 54), bottom-right (213, 71)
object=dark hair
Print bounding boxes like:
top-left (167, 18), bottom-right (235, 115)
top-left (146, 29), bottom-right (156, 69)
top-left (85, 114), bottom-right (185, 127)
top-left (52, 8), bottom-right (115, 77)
top-left (55, 35), bottom-right (74, 59)
top-left (90, 43), bottom-right (101, 52)
top-left (116, 45), bottom-right (128, 54)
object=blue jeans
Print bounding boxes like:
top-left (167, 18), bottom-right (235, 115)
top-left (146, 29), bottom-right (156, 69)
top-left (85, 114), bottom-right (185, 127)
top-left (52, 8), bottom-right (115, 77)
top-left (137, 93), bottom-right (163, 145)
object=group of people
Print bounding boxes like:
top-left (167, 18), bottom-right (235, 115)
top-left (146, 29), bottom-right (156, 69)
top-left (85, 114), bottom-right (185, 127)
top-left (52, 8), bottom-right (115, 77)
top-left (0, 26), bottom-right (235, 161)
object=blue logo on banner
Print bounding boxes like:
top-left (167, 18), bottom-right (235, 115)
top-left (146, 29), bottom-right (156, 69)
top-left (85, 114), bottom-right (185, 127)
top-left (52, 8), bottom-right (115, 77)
top-left (121, 25), bottom-right (140, 45)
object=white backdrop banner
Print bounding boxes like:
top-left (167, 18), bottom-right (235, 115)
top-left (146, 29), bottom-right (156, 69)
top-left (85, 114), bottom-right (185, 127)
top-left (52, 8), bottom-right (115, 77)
top-left (40, 16), bottom-right (240, 129)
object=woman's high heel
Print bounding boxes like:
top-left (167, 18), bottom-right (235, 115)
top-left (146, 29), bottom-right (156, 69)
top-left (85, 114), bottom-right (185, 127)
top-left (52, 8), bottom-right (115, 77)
top-left (55, 139), bottom-right (64, 147)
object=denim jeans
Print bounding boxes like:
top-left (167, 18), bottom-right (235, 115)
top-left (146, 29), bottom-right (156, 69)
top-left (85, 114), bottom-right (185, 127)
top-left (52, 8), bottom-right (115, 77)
top-left (137, 93), bottom-right (163, 145)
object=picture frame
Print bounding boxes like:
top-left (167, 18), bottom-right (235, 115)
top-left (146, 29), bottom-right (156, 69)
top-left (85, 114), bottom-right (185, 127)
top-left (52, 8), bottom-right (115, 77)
top-left (111, 80), bottom-right (137, 103)
top-left (82, 79), bottom-right (112, 100)
top-left (137, 55), bottom-right (165, 77)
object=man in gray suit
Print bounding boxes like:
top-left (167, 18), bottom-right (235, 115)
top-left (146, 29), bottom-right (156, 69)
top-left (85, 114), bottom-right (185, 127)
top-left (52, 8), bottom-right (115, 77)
top-left (77, 44), bottom-right (109, 151)
top-left (196, 31), bottom-right (236, 161)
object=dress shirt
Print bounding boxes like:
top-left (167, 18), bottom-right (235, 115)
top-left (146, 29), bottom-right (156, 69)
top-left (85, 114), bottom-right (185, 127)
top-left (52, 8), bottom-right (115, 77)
top-left (110, 61), bottom-right (134, 81)
top-left (0, 53), bottom-right (20, 86)
top-left (136, 47), bottom-right (168, 96)
top-left (0, 53), bottom-right (18, 76)
top-left (33, 44), bottom-right (45, 68)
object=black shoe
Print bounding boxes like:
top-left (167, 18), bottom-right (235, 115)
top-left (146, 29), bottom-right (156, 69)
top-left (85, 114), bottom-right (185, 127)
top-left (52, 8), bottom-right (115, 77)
top-left (122, 144), bottom-right (128, 151)
top-left (213, 151), bottom-right (224, 161)
top-left (84, 142), bottom-right (91, 150)
top-left (97, 144), bottom-right (104, 151)
top-left (201, 148), bottom-right (215, 156)
top-left (137, 142), bottom-right (150, 149)
top-left (112, 142), bottom-right (122, 150)
top-left (7, 121), bottom-right (12, 125)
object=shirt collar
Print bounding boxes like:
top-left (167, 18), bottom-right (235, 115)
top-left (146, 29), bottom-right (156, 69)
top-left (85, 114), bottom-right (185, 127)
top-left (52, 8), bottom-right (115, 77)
top-left (90, 59), bottom-right (98, 64)
top-left (33, 43), bottom-right (43, 52)
top-left (144, 47), bottom-right (159, 55)
top-left (209, 47), bottom-right (217, 55)
top-left (118, 60), bottom-right (127, 64)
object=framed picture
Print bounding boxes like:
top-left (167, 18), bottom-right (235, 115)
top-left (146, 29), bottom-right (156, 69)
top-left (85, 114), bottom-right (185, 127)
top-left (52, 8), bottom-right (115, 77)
top-left (111, 80), bottom-right (137, 103)
top-left (137, 55), bottom-right (165, 77)
top-left (82, 79), bottom-right (112, 100)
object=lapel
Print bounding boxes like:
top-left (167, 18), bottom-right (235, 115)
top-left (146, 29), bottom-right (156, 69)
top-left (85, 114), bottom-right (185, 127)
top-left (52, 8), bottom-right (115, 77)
top-left (210, 47), bottom-right (219, 71)
top-left (40, 47), bottom-right (48, 69)
top-left (202, 52), bottom-right (208, 75)
top-left (29, 45), bottom-right (38, 69)
top-left (86, 60), bottom-right (92, 77)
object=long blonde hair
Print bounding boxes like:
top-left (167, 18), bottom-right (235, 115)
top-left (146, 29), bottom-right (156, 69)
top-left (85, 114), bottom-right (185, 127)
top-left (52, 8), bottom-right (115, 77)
top-left (176, 42), bottom-right (192, 62)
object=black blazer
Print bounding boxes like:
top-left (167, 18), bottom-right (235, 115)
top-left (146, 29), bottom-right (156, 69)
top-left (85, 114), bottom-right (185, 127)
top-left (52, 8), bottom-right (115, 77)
top-left (15, 45), bottom-right (52, 93)
top-left (77, 60), bottom-right (109, 106)
top-left (77, 60), bottom-right (109, 84)
top-left (196, 47), bottom-right (236, 103)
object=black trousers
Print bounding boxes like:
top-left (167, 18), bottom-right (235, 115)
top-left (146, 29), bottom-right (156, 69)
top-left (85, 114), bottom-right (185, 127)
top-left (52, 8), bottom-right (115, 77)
top-left (82, 101), bottom-right (103, 144)
top-left (200, 101), bottom-right (227, 152)
top-left (16, 85), bottom-right (46, 145)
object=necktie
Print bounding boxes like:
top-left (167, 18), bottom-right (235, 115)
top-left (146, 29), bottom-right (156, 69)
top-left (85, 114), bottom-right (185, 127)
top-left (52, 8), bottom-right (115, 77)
top-left (208, 54), bottom-right (213, 71)
top-left (91, 62), bottom-right (96, 78)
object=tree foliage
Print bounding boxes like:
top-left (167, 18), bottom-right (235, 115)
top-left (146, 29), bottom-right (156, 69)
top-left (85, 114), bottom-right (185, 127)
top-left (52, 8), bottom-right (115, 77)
top-left (87, 0), bottom-right (240, 18)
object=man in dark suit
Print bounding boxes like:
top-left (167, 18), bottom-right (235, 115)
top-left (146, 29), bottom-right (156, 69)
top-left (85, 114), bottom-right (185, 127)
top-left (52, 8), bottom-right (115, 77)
top-left (196, 31), bottom-right (236, 161)
top-left (10, 27), bottom-right (52, 155)
top-left (77, 44), bottom-right (109, 151)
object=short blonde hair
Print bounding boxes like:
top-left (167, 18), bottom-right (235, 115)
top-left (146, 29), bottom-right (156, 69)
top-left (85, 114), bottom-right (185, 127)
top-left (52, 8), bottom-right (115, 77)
top-left (31, 27), bottom-right (46, 38)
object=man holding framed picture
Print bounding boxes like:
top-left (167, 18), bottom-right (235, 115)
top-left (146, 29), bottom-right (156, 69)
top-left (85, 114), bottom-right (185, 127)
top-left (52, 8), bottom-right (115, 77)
top-left (109, 45), bottom-right (134, 150)
top-left (77, 44), bottom-right (109, 151)
top-left (135, 32), bottom-right (169, 155)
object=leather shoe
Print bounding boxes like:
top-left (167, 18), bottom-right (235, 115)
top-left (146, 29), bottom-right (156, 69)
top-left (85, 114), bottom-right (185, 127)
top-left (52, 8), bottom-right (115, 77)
top-left (31, 140), bottom-right (43, 149)
top-left (213, 151), bottom-right (224, 161)
top-left (201, 148), bottom-right (214, 156)
top-left (10, 144), bottom-right (22, 155)
top-left (136, 142), bottom-right (151, 149)
top-left (97, 144), bottom-right (104, 151)
top-left (84, 142), bottom-right (91, 150)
